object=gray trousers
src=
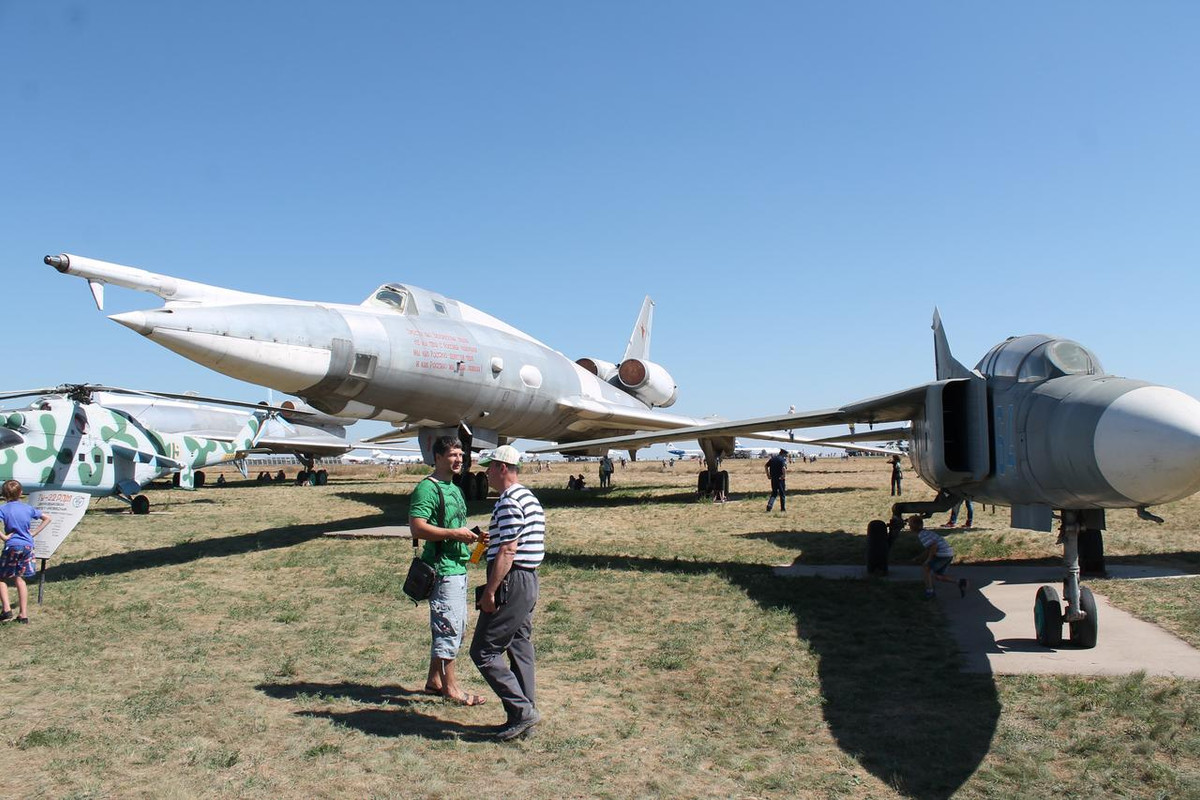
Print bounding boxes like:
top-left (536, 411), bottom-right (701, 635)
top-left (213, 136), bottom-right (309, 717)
top-left (470, 568), bottom-right (538, 722)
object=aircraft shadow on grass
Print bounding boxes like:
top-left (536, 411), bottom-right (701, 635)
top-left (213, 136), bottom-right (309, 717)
top-left (545, 550), bottom-right (997, 800)
top-left (338, 487), bottom-right (728, 512)
top-left (43, 484), bottom-right (788, 582)
top-left (46, 513), bottom-right (388, 583)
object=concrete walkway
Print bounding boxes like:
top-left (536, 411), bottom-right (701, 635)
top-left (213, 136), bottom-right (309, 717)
top-left (773, 563), bottom-right (1200, 678)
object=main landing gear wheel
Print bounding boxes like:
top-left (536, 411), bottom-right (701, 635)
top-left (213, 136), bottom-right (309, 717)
top-left (1069, 586), bottom-right (1099, 649)
top-left (456, 470), bottom-right (486, 501)
top-left (696, 470), bottom-right (729, 498)
top-left (315, 469), bottom-right (328, 486)
top-left (194, 471), bottom-right (206, 488)
top-left (866, 519), bottom-right (890, 576)
top-left (131, 495), bottom-right (150, 515)
top-left (1034, 585), bottom-right (1063, 647)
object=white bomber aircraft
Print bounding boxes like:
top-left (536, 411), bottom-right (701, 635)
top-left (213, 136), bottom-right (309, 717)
top-left (48, 252), bottom-right (801, 497)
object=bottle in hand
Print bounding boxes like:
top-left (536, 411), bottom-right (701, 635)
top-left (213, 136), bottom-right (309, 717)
top-left (469, 526), bottom-right (487, 564)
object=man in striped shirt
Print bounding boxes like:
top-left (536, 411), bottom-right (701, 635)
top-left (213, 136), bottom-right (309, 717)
top-left (470, 445), bottom-right (545, 741)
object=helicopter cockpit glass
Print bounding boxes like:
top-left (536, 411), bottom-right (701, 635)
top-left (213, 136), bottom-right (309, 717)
top-left (977, 334), bottom-right (1101, 383)
top-left (363, 285), bottom-right (411, 314)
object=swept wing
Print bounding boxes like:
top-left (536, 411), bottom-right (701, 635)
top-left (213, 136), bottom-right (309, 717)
top-left (528, 384), bottom-right (927, 454)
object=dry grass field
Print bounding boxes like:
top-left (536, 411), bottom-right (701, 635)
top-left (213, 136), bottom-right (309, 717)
top-left (2, 456), bottom-right (1199, 799)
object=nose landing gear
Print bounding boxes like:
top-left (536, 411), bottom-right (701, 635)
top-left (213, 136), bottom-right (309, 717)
top-left (1033, 512), bottom-right (1100, 649)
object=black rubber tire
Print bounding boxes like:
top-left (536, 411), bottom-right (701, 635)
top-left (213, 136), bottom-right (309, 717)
top-left (194, 471), bottom-right (206, 489)
top-left (315, 469), bottom-right (328, 486)
top-left (697, 470), bottom-right (710, 495)
top-left (717, 470), bottom-right (730, 496)
top-left (295, 470), bottom-right (309, 486)
top-left (475, 471), bottom-right (489, 499)
top-left (131, 495), bottom-right (150, 515)
top-left (1069, 586), bottom-right (1099, 649)
top-left (1035, 585), bottom-right (1063, 647)
top-left (866, 519), bottom-right (890, 575)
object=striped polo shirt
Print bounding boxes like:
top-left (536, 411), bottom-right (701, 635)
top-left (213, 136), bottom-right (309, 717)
top-left (487, 483), bottom-right (545, 569)
top-left (918, 528), bottom-right (954, 558)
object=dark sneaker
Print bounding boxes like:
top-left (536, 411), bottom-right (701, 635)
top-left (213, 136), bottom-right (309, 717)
top-left (959, 578), bottom-right (969, 598)
top-left (16, 617), bottom-right (29, 624)
top-left (495, 709), bottom-right (541, 741)
top-left (0, 610), bottom-right (12, 622)
top-left (924, 589), bottom-right (935, 600)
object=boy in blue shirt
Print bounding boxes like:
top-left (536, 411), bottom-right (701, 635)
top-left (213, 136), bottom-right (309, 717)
top-left (0, 480), bottom-right (52, 623)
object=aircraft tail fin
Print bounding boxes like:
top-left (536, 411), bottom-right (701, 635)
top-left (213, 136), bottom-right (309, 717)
top-left (622, 296), bottom-right (655, 362)
top-left (932, 308), bottom-right (971, 380)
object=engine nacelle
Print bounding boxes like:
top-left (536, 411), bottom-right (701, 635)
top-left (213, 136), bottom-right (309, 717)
top-left (576, 357), bottom-right (619, 382)
top-left (617, 358), bottom-right (678, 408)
top-left (278, 399), bottom-right (355, 431)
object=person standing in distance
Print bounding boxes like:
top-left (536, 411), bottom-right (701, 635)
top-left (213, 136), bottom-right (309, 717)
top-left (471, 445), bottom-right (545, 741)
top-left (890, 454), bottom-right (903, 496)
top-left (765, 449), bottom-right (788, 512)
top-left (409, 436), bottom-right (486, 706)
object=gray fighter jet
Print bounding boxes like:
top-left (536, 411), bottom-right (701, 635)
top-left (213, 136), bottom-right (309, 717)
top-left (524, 311), bottom-right (1200, 649)
top-left (48, 252), bottom-right (790, 498)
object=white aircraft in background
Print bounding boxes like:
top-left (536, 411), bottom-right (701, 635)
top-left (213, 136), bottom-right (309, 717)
top-left (666, 442), bottom-right (704, 459)
top-left (369, 448), bottom-right (422, 464)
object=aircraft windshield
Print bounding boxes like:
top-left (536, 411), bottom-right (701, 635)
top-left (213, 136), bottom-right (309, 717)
top-left (364, 285), bottom-right (410, 313)
top-left (977, 335), bottom-right (1101, 381)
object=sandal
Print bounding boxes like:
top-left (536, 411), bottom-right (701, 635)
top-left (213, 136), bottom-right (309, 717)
top-left (421, 685), bottom-right (442, 696)
top-left (445, 693), bottom-right (487, 707)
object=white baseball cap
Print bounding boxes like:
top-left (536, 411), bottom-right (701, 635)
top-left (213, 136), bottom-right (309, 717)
top-left (478, 445), bottom-right (522, 466)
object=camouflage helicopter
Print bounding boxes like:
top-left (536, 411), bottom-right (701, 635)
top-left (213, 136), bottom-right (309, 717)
top-left (0, 384), bottom-right (272, 519)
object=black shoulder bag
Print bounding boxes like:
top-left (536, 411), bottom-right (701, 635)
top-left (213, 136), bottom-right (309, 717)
top-left (402, 478), bottom-right (444, 604)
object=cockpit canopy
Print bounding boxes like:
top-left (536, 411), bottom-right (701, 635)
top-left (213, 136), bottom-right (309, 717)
top-left (975, 334), bottom-right (1103, 383)
top-left (361, 284), bottom-right (456, 318)
top-left (363, 285), bottom-right (411, 313)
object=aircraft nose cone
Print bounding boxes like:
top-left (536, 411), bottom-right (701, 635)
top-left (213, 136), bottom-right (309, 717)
top-left (1094, 386), bottom-right (1200, 505)
top-left (109, 310), bottom-right (152, 335)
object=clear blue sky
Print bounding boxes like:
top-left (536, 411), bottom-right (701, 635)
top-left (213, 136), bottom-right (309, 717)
top-left (3, 3), bottom-right (1199, 450)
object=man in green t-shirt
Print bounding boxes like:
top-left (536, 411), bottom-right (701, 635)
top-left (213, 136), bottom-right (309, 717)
top-left (409, 436), bottom-right (486, 705)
